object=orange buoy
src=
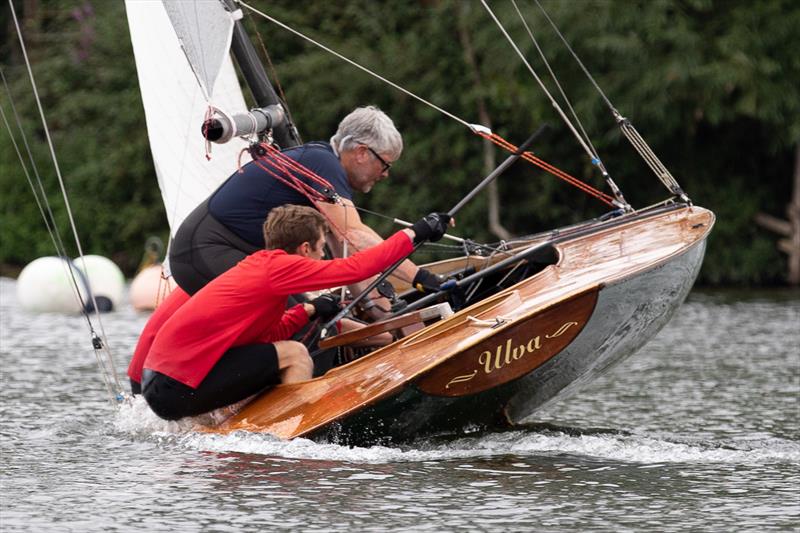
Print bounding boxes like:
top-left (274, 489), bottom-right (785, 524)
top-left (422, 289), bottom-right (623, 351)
top-left (129, 264), bottom-right (177, 311)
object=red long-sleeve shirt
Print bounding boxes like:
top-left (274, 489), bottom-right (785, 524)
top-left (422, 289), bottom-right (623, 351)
top-left (144, 231), bottom-right (413, 388)
top-left (127, 286), bottom-right (191, 384)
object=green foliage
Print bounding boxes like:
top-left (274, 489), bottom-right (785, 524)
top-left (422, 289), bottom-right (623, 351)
top-left (1, 0), bottom-right (166, 274)
top-left (1, 0), bottom-right (797, 284)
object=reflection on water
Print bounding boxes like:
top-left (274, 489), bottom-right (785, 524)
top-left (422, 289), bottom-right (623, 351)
top-left (1, 279), bottom-right (798, 531)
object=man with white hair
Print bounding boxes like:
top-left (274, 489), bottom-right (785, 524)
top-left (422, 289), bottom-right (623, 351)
top-left (169, 105), bottom-right (442, 304)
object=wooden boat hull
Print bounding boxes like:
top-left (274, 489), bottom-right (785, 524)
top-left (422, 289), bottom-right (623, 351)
top-left (322, 235), bottom-right (707, 444)
top-left (506, 233), bottom-right (707, 422)
top-left (212, 204), bottom-right (714, 444)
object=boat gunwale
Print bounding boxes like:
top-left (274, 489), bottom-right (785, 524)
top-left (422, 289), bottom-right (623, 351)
top-left (359, 204), bottom-right (715, 377)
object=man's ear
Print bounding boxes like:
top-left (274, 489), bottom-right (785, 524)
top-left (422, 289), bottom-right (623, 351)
top-left (295, 241), bottom-right (311, 257)
top-left (361, 144), bottom-right (372, 163)
top-left (352, 144), bottom-right (367, 164)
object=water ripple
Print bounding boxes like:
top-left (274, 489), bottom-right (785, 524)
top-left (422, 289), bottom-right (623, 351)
top-left (2, 279), bottom-right (799, 532)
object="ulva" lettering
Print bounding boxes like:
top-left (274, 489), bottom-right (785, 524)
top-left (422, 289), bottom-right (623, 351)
top-left (476, 321), bottom-right (577, 374)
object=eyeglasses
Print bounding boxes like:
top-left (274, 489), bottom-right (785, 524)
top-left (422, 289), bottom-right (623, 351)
top-left (365, 145), bottom-right (392, 173)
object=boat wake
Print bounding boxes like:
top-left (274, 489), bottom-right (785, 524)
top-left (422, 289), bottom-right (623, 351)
top-left (114, 396), bottom-right (799, 465)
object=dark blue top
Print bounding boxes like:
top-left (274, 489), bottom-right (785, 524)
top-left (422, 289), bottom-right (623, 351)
top-left (209, 142), bottom-right (353, 247)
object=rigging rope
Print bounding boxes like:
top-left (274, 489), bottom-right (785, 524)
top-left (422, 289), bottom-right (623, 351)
top-left (1, 69), bottom-right (66, 269)
top-left (0, 81), bottom-right (107, 329)
top-left (246, 143), bottom-right (514, 259)
top-left (353, 205), bottom-right (517, 257)
top-left (237, 2), bottom-right (473, 130)
top-left (479, 0), bottom-right (628, 210)
top-left (238, 1), bottom-right (624, 210)
top-left (246, 10), bottom-right (303, 145)
top-left (1, 77), bottom-right (125, 395)
top-left (618, 118), bottom-right (687, 200)
top-left (134, 236), bottom-right (173, 308)
top-left (7, 0), bottom-right (123, 403)
top-left (245, 143), bottom-right (368, 255)
top-left (533, 0), bottom-right (616, 113)
top-left (478, 131), bottom-right (617, 207)
top-left (247, 145), bottom-right (336, 204)
top-left (532, 0), bottom-right (688, 201)
top-left (509, 0), bottom-right (598, 168)
top-left (254, 145), bottom-right (525, 259)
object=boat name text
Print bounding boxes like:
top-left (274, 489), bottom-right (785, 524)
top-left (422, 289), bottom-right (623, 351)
top-left (445, 321), bottom-right (579, 389)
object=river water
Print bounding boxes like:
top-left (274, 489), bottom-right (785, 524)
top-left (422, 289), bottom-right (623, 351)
top-left (1, 278), bottom-right (798, 531)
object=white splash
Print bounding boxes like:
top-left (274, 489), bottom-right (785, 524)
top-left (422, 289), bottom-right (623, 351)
top-left (114, 399), bottom-right (800, 465)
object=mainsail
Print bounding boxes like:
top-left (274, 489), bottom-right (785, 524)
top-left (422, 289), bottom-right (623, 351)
top-left (125, 0), bottom-right (250, 234)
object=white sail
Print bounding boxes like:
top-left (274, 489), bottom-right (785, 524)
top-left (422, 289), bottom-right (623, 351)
top-left (125, 0), bottom-right (251, 234)
top-left (162, 0), bottom-right (237, 101)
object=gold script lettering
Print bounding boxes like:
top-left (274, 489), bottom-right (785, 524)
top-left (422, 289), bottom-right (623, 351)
top-left (478, 350), bottom-right (493, 374)
top-left (512, 343), bottom-right (526, 360)
top-left (445, 370), bottom-right (478, 389)
top-left (503, 339), bottom-right (513, 365)
top-left (526, 336), bottom-right (541, 352)
top-left (457, 320), bottom-right (581, 388)
top-left (546, 321), bottom-right (578, 339)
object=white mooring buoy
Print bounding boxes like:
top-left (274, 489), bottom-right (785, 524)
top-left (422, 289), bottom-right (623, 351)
top-left (16, 255), bottom-right (125, 313)
top-left (73, 255), bottom-right (126, 312)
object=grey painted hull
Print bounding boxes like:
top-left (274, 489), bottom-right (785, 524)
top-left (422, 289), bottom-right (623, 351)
top-left (506, 236), bottom-right (707, 422)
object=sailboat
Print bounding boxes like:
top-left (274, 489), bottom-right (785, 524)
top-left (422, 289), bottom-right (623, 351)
top-left (125, 0), bottom-right (714, 444)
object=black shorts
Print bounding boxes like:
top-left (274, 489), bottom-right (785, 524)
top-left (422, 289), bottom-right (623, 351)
top-left (169, 199), bottom-right (260, 295)
top-left (142, 343), bottom-right (280, 420)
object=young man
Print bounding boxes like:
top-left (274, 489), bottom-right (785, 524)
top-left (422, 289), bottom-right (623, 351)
top-left (139, 205), bottom-right (449, 420)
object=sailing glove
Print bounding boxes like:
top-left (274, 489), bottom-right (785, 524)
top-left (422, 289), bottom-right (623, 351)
top-left (412, 268), bottom-right (443, 293)
top-left (310, 293), bottom-right (341, 321)
top-left (411, 212), bottom-right (451, 245)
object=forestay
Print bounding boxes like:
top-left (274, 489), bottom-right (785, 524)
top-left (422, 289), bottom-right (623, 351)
top-left (125, 0), bottom-right (251, 234)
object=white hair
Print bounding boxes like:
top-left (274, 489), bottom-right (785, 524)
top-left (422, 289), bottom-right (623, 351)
top-left (330, 105), bottom-right (403, 159)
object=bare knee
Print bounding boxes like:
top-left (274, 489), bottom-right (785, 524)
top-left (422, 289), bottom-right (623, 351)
top-left (274, 340), bottom-right (312, 382)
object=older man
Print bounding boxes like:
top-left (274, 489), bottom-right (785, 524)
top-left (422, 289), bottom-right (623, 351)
top-left (169, 105), bottom-right (441, 301)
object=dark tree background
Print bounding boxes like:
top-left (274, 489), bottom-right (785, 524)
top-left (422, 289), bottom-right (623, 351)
top-left (1, 0), bottom-right (798, 285)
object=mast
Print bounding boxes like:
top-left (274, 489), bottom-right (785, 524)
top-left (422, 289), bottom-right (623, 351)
top-left (221, 0), bottom-right (301, 148)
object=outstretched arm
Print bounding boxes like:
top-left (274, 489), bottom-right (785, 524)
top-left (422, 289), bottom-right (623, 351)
top-left (317, 198), bottom-right (419, 283)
